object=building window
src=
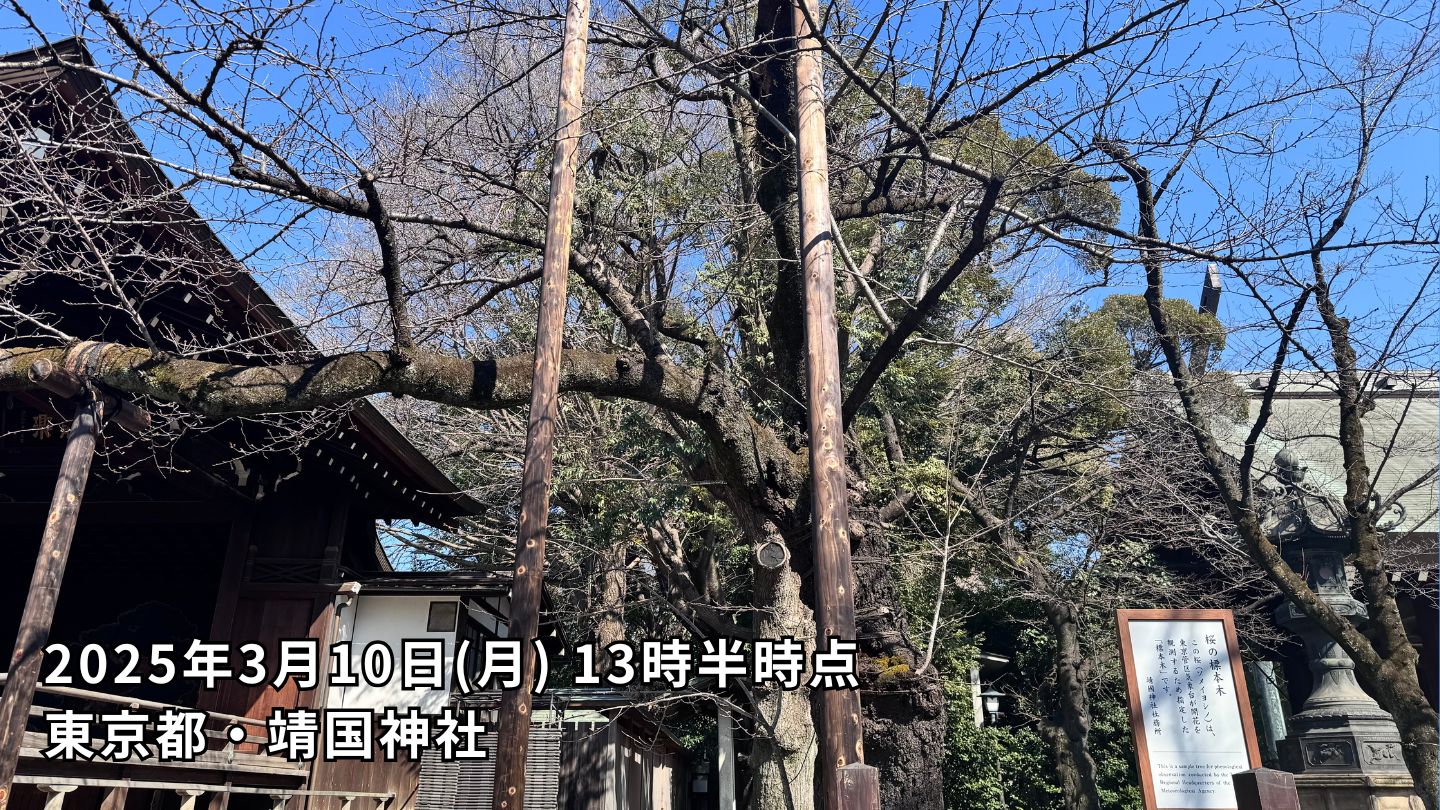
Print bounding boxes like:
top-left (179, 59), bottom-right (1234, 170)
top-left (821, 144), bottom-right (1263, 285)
top-left (427, 600), bottom-right (459, 632)
top-left (21, 125), bottom-right (52, 158)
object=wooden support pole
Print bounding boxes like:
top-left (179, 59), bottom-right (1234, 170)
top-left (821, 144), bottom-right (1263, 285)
top-left (36, 785), bottom-right (77, 810)
top-left (790, 0), bottom-right (879, 807)
top-left (99, 786), bottom-right (128, 810)
top-left (0, 396), bottom-right (104, 810)
top-left (490, 0), bottom-right (591, 805)
top-left (175, 789), bottom-right (206, 810)
top-left (717, 704), bottom-right (736, 810)
top-left (837, 764), bottom-right (881, 808)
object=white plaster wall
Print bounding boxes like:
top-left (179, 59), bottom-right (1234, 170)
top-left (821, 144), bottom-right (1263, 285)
top-left (329, 594), bottom-right (457, 713)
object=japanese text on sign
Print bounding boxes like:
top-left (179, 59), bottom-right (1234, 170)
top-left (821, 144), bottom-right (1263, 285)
top-left (1119, 611), bottom-right (1259, 810)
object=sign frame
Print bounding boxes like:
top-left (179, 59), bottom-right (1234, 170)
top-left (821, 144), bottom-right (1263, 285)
top-left (1117, 608), bottom-right (1263, 810)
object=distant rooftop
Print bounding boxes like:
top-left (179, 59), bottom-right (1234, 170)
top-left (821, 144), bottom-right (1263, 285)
top-left (347, 570), bottom-right (510, 594)
top-left (1216, 370), bottom-right (1438, 538)
top-left (0, 37), bottom-right (481, 528)
top-left (1232, 370), bottom-right (1438, 397)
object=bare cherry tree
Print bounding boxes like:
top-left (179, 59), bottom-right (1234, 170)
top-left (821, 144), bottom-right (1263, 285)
top-left (1087, 6), bottom-right (1440, 802)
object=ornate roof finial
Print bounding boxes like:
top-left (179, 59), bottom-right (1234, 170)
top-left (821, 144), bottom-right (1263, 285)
top-left (1274, 447), bottom-right (1309, 485)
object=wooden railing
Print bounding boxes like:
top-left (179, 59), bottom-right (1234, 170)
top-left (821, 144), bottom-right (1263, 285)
top-left (11, 777), bottom-right (393, 810)
top-left (1, 672), bottom-right (274, 763)
top-left (0, 674), bottom-right (394, 810)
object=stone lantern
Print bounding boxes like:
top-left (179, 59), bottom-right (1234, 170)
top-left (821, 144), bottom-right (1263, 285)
top-left (1261, 449), bottom-right (1419, 806)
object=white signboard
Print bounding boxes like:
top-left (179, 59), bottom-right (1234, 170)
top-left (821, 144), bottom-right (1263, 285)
top-left (1117, 609), bottom-right (1261, 810)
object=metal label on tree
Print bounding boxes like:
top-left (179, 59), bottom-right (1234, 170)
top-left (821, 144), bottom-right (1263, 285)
top-left (1117, 609), bottom-right (1262, 810)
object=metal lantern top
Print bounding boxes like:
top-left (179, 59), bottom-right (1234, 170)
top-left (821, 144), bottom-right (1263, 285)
top-left (1260, 448), bottom-right (1406, 546)
top-left (1261, 449), bottom-right (1349, 544)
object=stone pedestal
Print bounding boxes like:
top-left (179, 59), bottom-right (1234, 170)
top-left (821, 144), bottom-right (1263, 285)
top-left (1293, 773), bottom-right (1425, 810)
top-left (1273, 601), bottom-right (1410, 778)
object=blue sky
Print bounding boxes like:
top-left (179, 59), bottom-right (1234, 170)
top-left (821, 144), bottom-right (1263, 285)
top-left (5, 0), bottom-right (1437, 370)
top-left (871, 0), bottom-right (1440, 366)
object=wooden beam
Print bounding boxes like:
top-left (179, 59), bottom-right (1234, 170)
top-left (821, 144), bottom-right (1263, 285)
top-left (0, 397), bottom-right (104, 810)
top-left (790, 0), bottom-right (879, 807)
top-left (490, 0), bottom-right (592, 805)
top-left (27, 360), bottom-right (149, 435)
top-left (10, 777), bottom-right (382, 799)
top-left (206, 512), bottom-right (254, 644)
top-left (0, 501), bottom-right (228, 525)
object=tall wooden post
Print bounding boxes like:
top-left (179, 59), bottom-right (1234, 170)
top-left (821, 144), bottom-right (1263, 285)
top-left (717, 704), bottom-right (736, 810)
top-left (0, 396), bottom-right (104, 810)
top-left (491, 0), bottom-right (591, 805)
top-left (791, 0), bottom-right (880, 807)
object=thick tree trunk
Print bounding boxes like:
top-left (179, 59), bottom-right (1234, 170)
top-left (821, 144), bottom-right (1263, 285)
top-left (850, 514), bottom-right (947, 810)
top-left (856, 673), bottom-right (945, 810)
top-left (1350, 569), bottom-right (1440, 810)
top-left (737, 0), bottom-right (948, 791)
top-left (1370, 665), bottom-right (1440, 810)
top-left (1042, 720), bottom-right (1088, 810)
top-left (751, 524), bottom-right (818, 810)
top-left (1044, 602), bottom-right (1103, 810)
top-left (593, 537), bottom-right (627, 673)
top-left (1394, 712), bottom-right (1439, 810)
top-left (748, 0), bottom-right (807, 431)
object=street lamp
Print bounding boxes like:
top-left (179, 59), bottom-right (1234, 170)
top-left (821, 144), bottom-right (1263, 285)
top-left (980, 688), bottom-right (1005, 725)
top-left (978, 688), bottom-right (1010, 807)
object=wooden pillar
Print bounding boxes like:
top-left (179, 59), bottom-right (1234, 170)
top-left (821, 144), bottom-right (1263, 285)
top-left (100, 786), bottom-right (129, 810)
top-left (789, 0), bottom-right (879, 808)
top-left (0, 397), bottom-right (104, 810)
top-left (717, 704), bottom-right (735, 810)
top-left (269, 794), bottom-right (291, 810)
top-left (205, 788), bottom-right (229, 810)
top-left (490, 0), bottom-right (592, 805)
top-left (36, 786), bottom-right (76, 810)
top-left (176, 789), bottom-right (206, 810)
